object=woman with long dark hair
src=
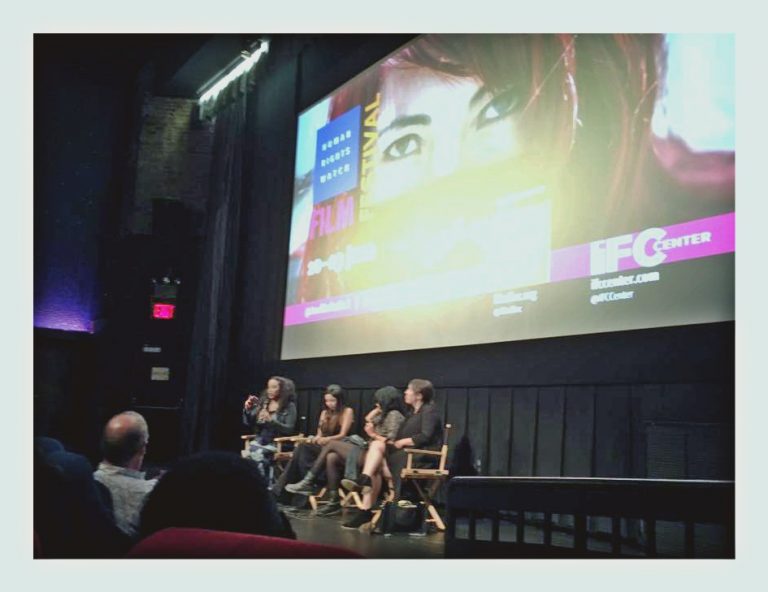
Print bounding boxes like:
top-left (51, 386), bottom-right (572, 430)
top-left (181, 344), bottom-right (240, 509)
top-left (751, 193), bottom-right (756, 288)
top-left (273, 384), bottom-right (354, 500)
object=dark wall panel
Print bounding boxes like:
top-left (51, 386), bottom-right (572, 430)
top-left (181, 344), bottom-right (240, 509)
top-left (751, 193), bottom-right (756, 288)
top-left (656, 382), bottom-right (733, 424)
top-left (511, 387), bottom-right (538, 476)
top-left (306, 388), bottom-right (324, 435)
top-left (445, 388), bottom-right (468, 464)
top-left (535, 386), bottom-right (566, 476)
top-left (290, 379), bottom-right (734, 481)
top-left (686, 423), bottom-right (734, 479)
top-left (561, 386), bottom-right (596, 476)
top-left (488, 387), bottom-right (514, 476)
top-left (646, 423), bottom-right (687, 478)
top-left (630, 384), bottom-right (658, 477)
top-left (593, 386), bottom-right (632, 477)
top-left (466, 387), bottom-right (490, 473)
top-left (275, 324), bottom-right (734, 392)
top-left (34, 330), bottom-right (102, 460)
top-left (295, 387), bottom-right (311, 435)
top-left (435, 387), bottom-right (449, 438)
top-left (344, 388), bottom-right (363, 435)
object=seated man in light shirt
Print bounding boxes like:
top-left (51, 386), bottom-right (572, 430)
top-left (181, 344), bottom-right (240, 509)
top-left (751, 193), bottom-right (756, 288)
top-left (93, 411), bottom-right (158, 539)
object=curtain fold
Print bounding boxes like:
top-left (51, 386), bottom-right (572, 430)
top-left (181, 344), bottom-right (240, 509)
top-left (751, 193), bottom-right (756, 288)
top-left (198, 63), bottom-right (259, 122)
top-left (179, 97), bottom-right (246, 455)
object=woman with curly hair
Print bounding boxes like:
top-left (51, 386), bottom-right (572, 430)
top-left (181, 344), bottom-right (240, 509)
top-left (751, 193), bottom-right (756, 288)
top-left (242, 376), bottom-right (297, 478)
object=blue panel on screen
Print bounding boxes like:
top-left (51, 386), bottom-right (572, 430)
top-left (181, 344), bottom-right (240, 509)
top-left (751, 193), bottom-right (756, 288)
top-left (313, 106), bottom-right (361, 204)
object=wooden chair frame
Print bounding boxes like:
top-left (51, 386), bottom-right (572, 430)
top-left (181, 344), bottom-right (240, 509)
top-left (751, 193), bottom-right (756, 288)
top-left (309, 451), bottom-right (392, 518)
top-left (369, 482), bottom-right (395, 529)
top-left (240, 433), bottom-right (307, 478)
top-left (308, 486), bottom-right (358, 511)
top-left (399, 423), bottom-right (452, 531)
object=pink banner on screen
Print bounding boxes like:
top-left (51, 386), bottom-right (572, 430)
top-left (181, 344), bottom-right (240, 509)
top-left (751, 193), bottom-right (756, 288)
top-left (628, 212), bottom-right (734, 268)
top-left (284, 213), bottom-right (734, 327)
top-left (549, 244), bottom-right (591, 282)
top-left (551, 212), bottom-right (734, 280)
top-left (284, 297), bottom-right (355, 326)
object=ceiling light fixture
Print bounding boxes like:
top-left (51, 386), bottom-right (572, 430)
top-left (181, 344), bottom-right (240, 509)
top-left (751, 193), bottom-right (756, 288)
top-left (198, 39), bottom-right (269, 107)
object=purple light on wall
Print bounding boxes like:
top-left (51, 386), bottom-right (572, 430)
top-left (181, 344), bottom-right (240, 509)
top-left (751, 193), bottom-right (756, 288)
top-left (34, 293), bottom-right (94, 333)
top-left (34, 312), bottom-right (93, 333)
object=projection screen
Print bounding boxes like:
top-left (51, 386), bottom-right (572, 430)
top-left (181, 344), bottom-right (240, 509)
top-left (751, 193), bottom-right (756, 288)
top-left (281, 34), bottom-right (734, 360)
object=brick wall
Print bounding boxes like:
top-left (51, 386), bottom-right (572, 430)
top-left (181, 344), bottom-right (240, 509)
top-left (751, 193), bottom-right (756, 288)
top-left (132, 96), bottom-right (214, 235)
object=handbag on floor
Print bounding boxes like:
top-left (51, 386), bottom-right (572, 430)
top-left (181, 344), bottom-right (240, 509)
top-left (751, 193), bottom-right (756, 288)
top-left (373, 500), bottom-right (426, 535)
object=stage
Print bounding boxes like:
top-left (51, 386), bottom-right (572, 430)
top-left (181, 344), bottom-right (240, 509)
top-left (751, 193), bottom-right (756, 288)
top-left (285, 506), bottom-right (445, 559)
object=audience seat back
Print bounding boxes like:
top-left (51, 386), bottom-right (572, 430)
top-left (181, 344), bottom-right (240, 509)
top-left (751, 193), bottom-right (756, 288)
top-left (127, 527), bottom-right (362, 559)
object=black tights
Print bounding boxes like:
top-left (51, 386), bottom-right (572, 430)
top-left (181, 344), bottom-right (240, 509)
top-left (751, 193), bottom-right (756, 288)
top-left (311, 440), bottom-right (365, 489)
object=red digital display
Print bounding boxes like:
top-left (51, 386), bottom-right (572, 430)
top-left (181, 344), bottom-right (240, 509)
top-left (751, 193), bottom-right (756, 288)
top-left (152, 303), bottom-right (176, 320)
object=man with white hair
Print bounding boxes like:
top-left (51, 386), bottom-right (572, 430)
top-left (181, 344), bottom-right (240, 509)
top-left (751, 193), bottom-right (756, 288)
top-left (93, 411), bottom-right (158, 538)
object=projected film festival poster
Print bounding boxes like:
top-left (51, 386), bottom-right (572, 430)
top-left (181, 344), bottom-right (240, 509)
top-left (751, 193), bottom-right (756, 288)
top-left (282, 34), bottom-right (734, 360)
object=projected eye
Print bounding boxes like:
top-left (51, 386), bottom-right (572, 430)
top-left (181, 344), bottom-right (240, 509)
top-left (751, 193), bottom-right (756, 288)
top-left (382, 133), bottom-right (423, 161)
top-left (476, 90), bottom-right (520, 129)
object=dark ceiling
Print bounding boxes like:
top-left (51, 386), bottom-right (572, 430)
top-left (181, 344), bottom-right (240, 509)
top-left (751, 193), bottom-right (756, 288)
top-left (34, 34), bottom-right (411, 100)
top-left (34, 33), bottom-right (256, 98)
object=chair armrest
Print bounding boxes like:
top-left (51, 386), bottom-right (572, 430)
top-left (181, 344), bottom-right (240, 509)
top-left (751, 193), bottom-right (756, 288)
top-left (273, 434), bottom-right (305, 443)
top-left (403, 448), bottom-right (443, 456)
top-left (241, 434), bottom-right (258, 441)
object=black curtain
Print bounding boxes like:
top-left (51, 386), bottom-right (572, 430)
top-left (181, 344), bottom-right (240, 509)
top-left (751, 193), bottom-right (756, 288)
top-left (228, 38), bottom-right (305, 413)
top-left (177, 36), bottom-right (420, 455)
top-left (179, 98), bottom-right (246, 455)
top-left (178, 37), bottom-right (307, 456)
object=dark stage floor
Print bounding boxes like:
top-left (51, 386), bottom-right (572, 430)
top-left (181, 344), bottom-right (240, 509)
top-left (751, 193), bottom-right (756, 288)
top-left (284, 506), bottom-right (446, 559)
top-left (285, 508), bottom-right (729, 559)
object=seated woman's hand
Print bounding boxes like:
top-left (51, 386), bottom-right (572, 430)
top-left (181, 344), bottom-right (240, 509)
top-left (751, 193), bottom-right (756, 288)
top-left (363, 422), bottom-right (376, 438)
top-left (315, 436), bottom-right (328, 446)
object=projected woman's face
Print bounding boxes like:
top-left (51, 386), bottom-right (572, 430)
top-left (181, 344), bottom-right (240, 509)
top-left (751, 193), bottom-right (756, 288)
top-left (371, 65), bottom-right (523, 203)
top-left (324, 393), bottom-right (338, 411)
top-left (266, 379), bottom-right (280, 399)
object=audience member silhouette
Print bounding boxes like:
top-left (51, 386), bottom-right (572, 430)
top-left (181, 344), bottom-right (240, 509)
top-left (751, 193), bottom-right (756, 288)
top-left (139, 451), bottom-right (295, 541)
top-left (34, 439), bottom-right (132, 558)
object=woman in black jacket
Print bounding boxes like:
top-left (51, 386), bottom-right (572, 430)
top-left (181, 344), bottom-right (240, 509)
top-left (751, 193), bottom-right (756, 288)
top-left (242, 376), bottom-right (298, 479)
top-left (242, 376), bottom-right (298, 441)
